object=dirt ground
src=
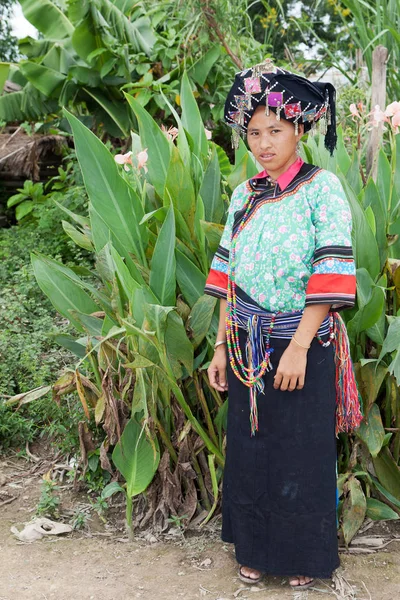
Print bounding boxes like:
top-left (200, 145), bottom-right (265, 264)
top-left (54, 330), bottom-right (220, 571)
top-left (1, 452), bottom-right (400, 600)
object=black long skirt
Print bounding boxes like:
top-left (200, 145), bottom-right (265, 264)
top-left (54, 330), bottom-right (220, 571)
top-left (222, 325), bottom-right (341, 579)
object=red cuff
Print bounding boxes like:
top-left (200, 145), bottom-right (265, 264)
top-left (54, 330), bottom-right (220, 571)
top-left (204, 269), bottom-right (228, 299)
top-left (305, 273), bottom-right (356, 307)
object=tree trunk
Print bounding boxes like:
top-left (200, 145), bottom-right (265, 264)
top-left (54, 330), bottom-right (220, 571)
top-left (366, 46), bottom-right (388, 179)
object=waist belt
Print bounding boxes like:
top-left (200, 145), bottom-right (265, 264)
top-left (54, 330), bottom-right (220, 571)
top-left (228, 286), bottom-right (364, 438)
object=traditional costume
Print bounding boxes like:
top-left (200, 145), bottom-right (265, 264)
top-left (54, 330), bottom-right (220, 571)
top-left (204, 59), bottom-right (363, 579)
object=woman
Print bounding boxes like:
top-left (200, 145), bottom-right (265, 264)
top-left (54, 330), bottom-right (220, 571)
top-left (204, 59), bottom-right (363, 591)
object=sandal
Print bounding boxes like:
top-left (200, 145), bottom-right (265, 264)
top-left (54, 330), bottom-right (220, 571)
top-left (289, 576), bottom-right (315, 590)
top-left (238, 565), bottom-right (263, 584)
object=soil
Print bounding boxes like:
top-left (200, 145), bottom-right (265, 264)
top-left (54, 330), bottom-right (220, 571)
top-left (1, 448), bottom-right (399, 600)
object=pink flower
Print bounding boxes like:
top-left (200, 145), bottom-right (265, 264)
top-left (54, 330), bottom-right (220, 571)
top-left (161, 125), bottom-right (179, 142)
top-left (204, 128), bottom-right (212, 140)
top-left (114, 151), bottom-right (133, 172)
top-left (384, 102), bottom-right (400, 118)
top-left (349, 103), bottom-right (361, 119)
top-left (392, 111), bottom-right (400, 133)
top-left (368, 105), bottom-right (389, 128)
top-left (276, 268), bottom-right (285, 277)
top-left (278, 225), bottom-right (288, 233)
top-left (136, 149), bottom-right (148, 173)
top-left (115, 148), bottom-right (149, 173)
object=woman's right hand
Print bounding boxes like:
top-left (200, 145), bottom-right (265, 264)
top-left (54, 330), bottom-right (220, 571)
top-left (207, 345), bottom-right (228, 392)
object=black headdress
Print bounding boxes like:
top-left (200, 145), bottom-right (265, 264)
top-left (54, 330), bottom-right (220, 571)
top-left (224, 58), bottom-right (337, 155)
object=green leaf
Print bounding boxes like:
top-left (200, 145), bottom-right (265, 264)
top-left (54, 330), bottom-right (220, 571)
top-left (200, 145), bottom-right (224, 224)
top-left (180, 71), bottom-right (208, 160)
top-left (53, 334), bottom-right (87, 358)
top-left (370, 475), bottom-right (400, 510)
top-left (215, 143), bottom-right (231, 178)
top-left (112, 418), bottom-right (160, 499)
top-left (200, 220), bottom-right (224, 254)
top-left (347, 270), bottom-right (385, 336)
top-left (165, 311), bottom-right (194, 377)
top-left (53, 200), bottom-right (90, 228)
top-left (175, 249), bottom-right (206, 308)
top-left (356, 403), bottom-right (385, 457)
top-left (164, 145), bottom-right (196, 239)
top-left (15, 200), bottom-right (34, 220)
top-left (340, 177), bottom-right (380, 279)
top-left (372, 446), bottom-right (400, 500)
top-left (5, 385), bottom-right (51, 406)
top-left (149, 206), bottom-right (176, 306)
top-left (376, 149), bottom-right (392, 216)
top-left (0, 62), bottom-right (10, 93)
top-left (354, 360), bottom-right (387, 415)
top-left (62, 220), bottom-right (93, 251)
top-left (20, 0), bottom-right (74, 38)
top-left (366, 497), bottom-right (399, 521)
top-left (125, 93), bottom-right (171, 198)
top-left (188, 295), bottom-right (217, 349)
top-left (363, 178), bottom-right (387, 270)
top-left (19, 61), bottom-right (65, 96)
top-left (63, 109), bottom-right (147, 264)
top-left (378, 317), bottom-right (400, 364)
top-left (187, 45), bottom-right (221, 86)
top-left (342, 475), bottom-right (367, 546)
top-left (101, 482), bottom-right (125, 499)
top-left (82, 88), bottom-right (130, 137)
top-left (31, 253), bottom-right (99, 332)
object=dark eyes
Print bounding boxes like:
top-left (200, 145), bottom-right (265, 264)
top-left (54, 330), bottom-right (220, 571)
top-left (249, 130), bottom-right (281, 135)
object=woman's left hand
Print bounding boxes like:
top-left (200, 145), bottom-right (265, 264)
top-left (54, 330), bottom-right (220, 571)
top-left (273, 342), bottom-right (308, 391)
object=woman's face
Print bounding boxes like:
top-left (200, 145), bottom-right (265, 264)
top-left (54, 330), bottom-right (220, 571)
top-left (246, 105), bottom-right (304, 177)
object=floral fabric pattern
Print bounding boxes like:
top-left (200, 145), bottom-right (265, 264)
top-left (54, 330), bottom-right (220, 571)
top-left (205, 166), bottom-right (356, 313)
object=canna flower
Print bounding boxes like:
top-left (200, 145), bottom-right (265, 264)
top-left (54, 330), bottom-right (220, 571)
top-left (384, 101), bottom-right (400, 118)
top-left (392, 111), bottom-right (400, 133)
top-left (114, 151), bottom-right (133, 172)
top-left (114, 148), bottom-right (148, 173)
top-left (349, 103), bottom-right (361, 119)
top-left (136, 148), bottom-right (148, 173)
top-left (367, 105), bottom-right (389, 128)
top-left (161, 124), bottom-right (179, 142)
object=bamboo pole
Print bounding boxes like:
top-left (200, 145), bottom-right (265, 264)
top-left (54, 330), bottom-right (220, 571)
top-left (366, 46), bottom-right (388, 179)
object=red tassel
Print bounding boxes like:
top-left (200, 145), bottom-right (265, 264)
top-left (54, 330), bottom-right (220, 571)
top-left (332, 312), bottom-right (364, 436)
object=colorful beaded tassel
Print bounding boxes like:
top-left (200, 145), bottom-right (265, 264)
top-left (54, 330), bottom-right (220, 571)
top-left (332, 312), bottom-right (364, 436)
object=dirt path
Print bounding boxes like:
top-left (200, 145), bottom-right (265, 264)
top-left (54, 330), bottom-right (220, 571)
top-left (1, 455), bottom-right (399, 600)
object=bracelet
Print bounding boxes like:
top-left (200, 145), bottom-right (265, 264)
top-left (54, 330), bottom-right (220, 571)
top-left (291, 335), bottom-right (310, 349)
top-left (214, 340), bottom-right (227, 351)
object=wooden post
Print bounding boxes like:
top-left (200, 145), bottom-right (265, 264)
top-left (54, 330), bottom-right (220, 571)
top-left (366, 46), bottom-right (388, 179)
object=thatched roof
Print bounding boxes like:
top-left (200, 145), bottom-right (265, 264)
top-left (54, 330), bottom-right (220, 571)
top-left (0, 130), bottom-right (68, 181)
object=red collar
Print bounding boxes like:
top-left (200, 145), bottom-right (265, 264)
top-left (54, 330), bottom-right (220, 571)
top-left (252, 157), bottom-right (304, 191)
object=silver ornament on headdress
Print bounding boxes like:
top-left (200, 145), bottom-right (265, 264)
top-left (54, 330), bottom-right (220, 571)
top-left (251, 57), bottom-right (277, 77)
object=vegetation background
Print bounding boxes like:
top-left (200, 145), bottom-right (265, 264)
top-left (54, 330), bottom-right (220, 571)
top-left (0, 0), bottom-right (400, 543)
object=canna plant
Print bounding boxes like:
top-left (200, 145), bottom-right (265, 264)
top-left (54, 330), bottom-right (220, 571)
top-left (18, 73), bottom-right (400, 539)
top-left (23, 72), bottom-right (258, 534)
top-left (302, 112), bottom-right (400, 544)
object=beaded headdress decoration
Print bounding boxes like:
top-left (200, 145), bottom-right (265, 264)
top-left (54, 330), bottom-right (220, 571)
top-left (224, 57), bottom-right (337, 155)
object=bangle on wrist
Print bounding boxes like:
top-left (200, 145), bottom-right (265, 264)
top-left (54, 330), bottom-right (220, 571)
top-left (291, 335), bottom-right (310, 350)
top-left (214, 340), bottom-right (227, 351)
